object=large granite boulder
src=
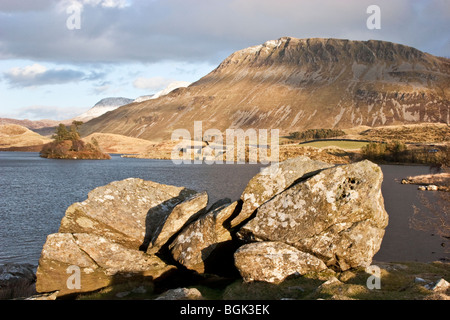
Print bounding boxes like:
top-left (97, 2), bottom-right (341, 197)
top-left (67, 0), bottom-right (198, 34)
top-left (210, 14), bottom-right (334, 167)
top-left (230, 156), bottom-right (332, 227)
top-left (234, 241), bottom-right (328, 283)
top-left (36, 233), bottom-right (174, 296)
top-left (237, 160), bottom-right (388, 272)
top-left (59, 178), bottom-right (199, 250)
top-left (169, 201), bottom-right (239, 273)
top-left (36, 178), bottom-right (206, 297)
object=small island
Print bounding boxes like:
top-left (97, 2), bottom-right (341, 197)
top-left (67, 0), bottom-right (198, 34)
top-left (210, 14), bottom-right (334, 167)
top-left (39, 121), bottom-right (111, 160)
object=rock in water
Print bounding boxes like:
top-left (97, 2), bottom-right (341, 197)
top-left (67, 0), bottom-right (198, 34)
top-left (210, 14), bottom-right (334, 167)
top-left (170, 201), bottom-right (239, 273)
top-left (238, 160), bottom-right (388, 271)
top-left (230, 156), bottom-right (333, 227)
top-left (234, 242), bottom-right (328, 283)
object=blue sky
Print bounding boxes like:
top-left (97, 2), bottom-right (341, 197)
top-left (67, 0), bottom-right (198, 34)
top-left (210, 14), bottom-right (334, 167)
top-left (0, 0), bottom-right (448, 120)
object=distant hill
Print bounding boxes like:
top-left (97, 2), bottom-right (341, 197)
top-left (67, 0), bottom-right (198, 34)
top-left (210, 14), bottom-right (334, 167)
top-left (0, 124), bottom-right (52, 150)
top-left (73, 97), bottom-right (134, 122)
top-left (80, 37), bottom-right (449, 141)
top-left (0, 118), bottom-right (66, 130)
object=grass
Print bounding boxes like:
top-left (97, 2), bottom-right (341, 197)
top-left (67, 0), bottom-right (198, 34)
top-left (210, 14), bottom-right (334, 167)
top-left (75, 261), bottom-right (449, 300)
top-left (299, 140), bottom-right (369, 150)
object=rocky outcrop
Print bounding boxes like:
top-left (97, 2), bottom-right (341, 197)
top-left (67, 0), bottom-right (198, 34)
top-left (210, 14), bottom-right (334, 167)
top-left (35, 156), bottom-right (389, 297)
top-left (36, 233), bottom-right (174, 296)
top-left (237, 160), bottom-right (388, 272)
top-left (36, 178), bottom-right (205, 297)
top-left (59, 178), bottom-right (199, 250)
top-left (231, 156), bottom-right (332, 227)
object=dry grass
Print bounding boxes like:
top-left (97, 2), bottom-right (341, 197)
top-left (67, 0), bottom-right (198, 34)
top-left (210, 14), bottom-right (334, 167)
top-left (124, 140), bottom-right (357, 165)
top-left (357, 123), bottom-right (450, 144)
top-left (82, 133), bottom-right (158, 154)
top-left (0, 124), bottom-right (52, 148)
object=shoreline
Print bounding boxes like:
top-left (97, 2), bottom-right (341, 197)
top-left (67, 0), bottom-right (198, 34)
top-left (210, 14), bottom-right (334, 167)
top-left (1, 260), bottom-right (449, 300)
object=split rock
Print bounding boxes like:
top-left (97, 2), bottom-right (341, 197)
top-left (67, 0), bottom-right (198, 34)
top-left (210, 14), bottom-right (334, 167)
top-left (238, 160), bottom-right (388, 271)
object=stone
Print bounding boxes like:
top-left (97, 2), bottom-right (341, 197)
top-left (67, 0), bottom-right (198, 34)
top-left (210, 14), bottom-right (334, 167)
top-left (36, 233), bottom-right (175, 296)
top-left (233, 241), bottom-right (328, 283)
top-left (170, 201), bottom-right (239, 273)
top-left (59, 178), bottom-right (199, 250)
top-left (414, 277), bottom-right (427, 283)
top-left (428, 278), bottom-right (450, 292)
top-left (230, 156), bottom-right (332, 227)
top-left (154, 287), bottom-right (203, 300)
top-left (147, 191), bottom-right (208, 254)
top-left (25, 291), bottom-right (59, 300)
top-left (0, 263), bottom-right (37, 299)
top-left (316, 277), bottom-right (343, 291)
top-left (238, 160), bottom-right (388, 271)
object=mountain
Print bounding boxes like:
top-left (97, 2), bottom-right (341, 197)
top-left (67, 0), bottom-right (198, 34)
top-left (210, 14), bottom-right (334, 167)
top-left (80, 38), bottom-right (450, 140)
top-left (73, 97), bottom-right (134, 122)
top-left (133, 81), bottom-right (192, 103)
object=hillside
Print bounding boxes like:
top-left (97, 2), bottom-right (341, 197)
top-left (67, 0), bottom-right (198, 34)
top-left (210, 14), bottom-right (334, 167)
top-left (82, 133), bottom-right (158, 154)
top-left (80, 37), bottom-right (450, 141)
top-left (0, 124), bottom-right (52, 150)
top-left (0, 118), bottom-right (66, 130)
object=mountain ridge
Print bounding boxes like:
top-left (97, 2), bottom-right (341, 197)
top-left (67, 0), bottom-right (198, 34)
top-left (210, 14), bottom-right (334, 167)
top-left (76, 37), bottom-right (449, 140)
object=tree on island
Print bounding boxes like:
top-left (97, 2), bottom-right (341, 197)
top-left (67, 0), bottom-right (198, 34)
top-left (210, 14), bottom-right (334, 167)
top-left (40, 121), bottom-right (110, 160)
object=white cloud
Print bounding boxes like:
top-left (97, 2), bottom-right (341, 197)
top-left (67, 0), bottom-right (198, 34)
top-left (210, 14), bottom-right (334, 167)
top-left (6, 63), bottom-right (47, 79)
top-left (3, 63), bottom-right (103, 87)
top-left (2, 105), bottom-right (88, 121)
top-left (133, 77), bottom-right (175, 91)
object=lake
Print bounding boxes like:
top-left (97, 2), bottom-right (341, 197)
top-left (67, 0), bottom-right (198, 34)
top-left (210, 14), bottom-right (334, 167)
top-left (0, 152), bottom-right (447, 266)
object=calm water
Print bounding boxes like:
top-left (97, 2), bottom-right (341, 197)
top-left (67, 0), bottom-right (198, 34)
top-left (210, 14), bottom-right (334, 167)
top-left (0, 152), bottom-right (447, 266)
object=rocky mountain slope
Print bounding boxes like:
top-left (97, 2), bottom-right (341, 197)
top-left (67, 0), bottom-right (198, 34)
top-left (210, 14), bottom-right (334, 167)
top-left (81, 37), bottom-right (450, 141)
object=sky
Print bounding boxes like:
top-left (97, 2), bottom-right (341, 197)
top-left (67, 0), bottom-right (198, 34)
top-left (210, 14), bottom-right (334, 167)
top-left (0, 0), bottom-right (448, 120)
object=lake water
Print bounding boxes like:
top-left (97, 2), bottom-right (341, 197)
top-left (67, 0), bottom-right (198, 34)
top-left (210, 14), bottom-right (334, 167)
top-left (0, 152), bottom-right (447, 266)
